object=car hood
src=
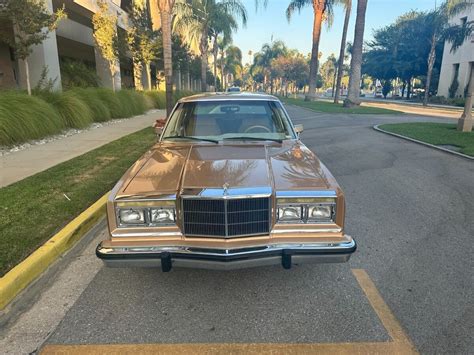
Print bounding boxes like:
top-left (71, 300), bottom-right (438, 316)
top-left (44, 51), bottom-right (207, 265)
top-left (116, 141), bottom-right (334, 199)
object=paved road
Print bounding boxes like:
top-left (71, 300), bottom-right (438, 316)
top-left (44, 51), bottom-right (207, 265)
top-left (1, 105), bottom-right (473, 354)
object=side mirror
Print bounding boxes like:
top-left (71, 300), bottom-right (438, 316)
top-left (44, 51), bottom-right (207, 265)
top-left (294, 124), bottom-right (304, 136)
top-left (153, 118), bottom-right (167, 136)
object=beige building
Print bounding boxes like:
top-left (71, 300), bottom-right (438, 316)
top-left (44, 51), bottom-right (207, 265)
top-left (0, 0), bottom-right (154, 91)
top-left (438, 4), bottom-right (474, 98)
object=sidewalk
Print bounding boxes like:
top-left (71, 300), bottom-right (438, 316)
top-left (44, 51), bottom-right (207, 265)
top-left (360, 100), bottom-right (463, 119)
top-left (0, 109), bottom-right (165, 188)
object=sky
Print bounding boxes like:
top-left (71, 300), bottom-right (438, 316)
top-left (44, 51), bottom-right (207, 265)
top-left (233, 0), bottom-right (438, 65)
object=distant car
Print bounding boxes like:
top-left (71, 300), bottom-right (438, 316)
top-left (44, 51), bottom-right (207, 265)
top-left (97, 93), bottom-right (356, 271)
top-left (227, 87), bottom-right (241, 92)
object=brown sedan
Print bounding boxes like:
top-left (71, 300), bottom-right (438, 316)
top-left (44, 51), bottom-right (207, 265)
top-left (96, 93), bottom-right (356, 271)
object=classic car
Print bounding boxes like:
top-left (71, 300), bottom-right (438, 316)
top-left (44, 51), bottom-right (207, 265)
top-left (96, 93), bottom-right (356, 271)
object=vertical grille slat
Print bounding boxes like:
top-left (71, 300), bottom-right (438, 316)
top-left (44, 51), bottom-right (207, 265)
top-left (183, 197), bottom-right (270, 238)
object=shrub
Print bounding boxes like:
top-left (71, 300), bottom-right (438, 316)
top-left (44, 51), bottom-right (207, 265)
top-left (94, 88), bottom-right (124, 118)
top-left (145, 91), bottom-right (166, 109)
top-left (116, 90), bottom-right (148, 117)
top-left (69, 88), bottom-right (111, 122)
top-left (0, 91), bottom-right (64, 146)
top-left (60, 59), bottom-right (100, 89)
top-left (35, 91), bottom-right (93, 129)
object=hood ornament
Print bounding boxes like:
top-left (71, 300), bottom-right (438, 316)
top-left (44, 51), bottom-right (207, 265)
top-left (223, 183), bottom-right (230, 196)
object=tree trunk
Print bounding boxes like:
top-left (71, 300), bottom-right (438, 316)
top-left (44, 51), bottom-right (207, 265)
top-left (160, 8), bottom-right (174, 116)
top-left (334, 1), bottom-right (351, 104)
top-left (133, 58), bottom-right (143, 90)
top-left (110, 64), bottom-right (116, 92)
top-left (305, 2), bottom-right (325, 101)
top-left (458, 63), bottom-right (474, 132)
top-left (200, 28), bottom-right (208, 92)
top-left (344, 0), bottom-right (368, 107)
top-left (25, 58), bottom-right (31, 96)
top-left (213, 36), bottom-right (218, 92)
top-left (146, 62), bottom-right (152, 90)
top-left (332, 68), bottom-right (337, 97)
top-left (423, 34), bottom-right (437, 106)
top-left (407, 78), bottom-right (412, 99)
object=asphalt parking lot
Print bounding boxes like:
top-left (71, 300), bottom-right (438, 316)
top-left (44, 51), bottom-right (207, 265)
top-left (2, 105), bottom-right (473, 354)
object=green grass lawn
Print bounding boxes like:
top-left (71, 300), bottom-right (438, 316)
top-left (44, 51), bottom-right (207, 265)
top-left (281, 97), bottom-right (401, 114)
top-left (379, 122), bottom-right (474, 156)
top-left (0, 128), bottom-right (156, 276)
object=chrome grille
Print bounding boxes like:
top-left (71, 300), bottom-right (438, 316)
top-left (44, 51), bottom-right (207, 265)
top-left (182, 198), bottom-right (270, 237)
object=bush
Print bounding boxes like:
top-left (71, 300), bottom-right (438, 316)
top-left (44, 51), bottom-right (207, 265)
top-left (69, 88), bottom-right (111, 122)
top-left (60, 59), bottom-right (100, 89)
top-left (0, 91), bottom-right (64, 146)
top-left (145, 91), bottom-right (166, 109)
top-left (35, 91), bottom-right (93, 129)
top-left (94, 88), bottom-right (124, 118)
top-left (115, 90), bottom-right (149, 117)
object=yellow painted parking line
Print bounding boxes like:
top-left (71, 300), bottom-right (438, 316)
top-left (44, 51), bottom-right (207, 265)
top-left (41, 269), bottom-right (418, 355)
top-left (41, 342), bottom-right (414, 354)
top-left (352, 268), bottom-right (416, 348)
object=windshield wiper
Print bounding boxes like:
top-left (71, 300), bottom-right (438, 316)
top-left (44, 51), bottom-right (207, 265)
top-left (223, 136), bottom-right (283, 143)
top-left (163, 135), bottom-right (219, 144)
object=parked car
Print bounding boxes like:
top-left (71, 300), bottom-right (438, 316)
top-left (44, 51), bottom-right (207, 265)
top-left (97, 93), bottom-right (356, 271)
top-left (227, 87), bottom-right (241, 92)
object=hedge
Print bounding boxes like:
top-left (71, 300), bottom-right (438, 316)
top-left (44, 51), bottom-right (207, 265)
top-left (0, 89), bottom-right (195, 146)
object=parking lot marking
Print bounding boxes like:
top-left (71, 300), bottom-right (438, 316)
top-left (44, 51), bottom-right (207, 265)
top-left (352, 269), bottom-right (417, 351)
top-left (40, 269), bottom-right (418, 355)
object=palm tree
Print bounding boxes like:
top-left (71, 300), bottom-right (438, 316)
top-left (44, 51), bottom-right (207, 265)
top-left (423, 0), bottom-right (472, 107)
top-left (154, 0), bottom-right (176, 116)
top-left (343, 0), bottom-right (368, 107)
top-left (286, 0), bottom-right (336, 101)
top-left (334, 0), bottom-right (351, 104)
top-left (218, 35), bottom-right (232, 89)
top-left (251, 40), bottom-right (287, 93)
top-left (210, 14), bottom-right (237, 91)
top-left (443, 3), bottom-right (474, 131)
top-left (224, 45), bottom-right (243, 86)
top-left (175, 0), bottom-right (247, 92)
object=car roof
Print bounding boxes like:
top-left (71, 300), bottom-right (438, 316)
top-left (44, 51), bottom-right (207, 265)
top-left (178, 92), bottom-right (280, 103)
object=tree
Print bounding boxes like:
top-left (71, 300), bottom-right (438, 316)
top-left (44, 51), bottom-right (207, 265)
top-left (344, 0), bottom-right (368, 107)
top-left (423, 1), bottom-right (472, 106)
top-left (443, 4), bottom-right (474, 131)
top-left (92, 0), bottom-right (119, 91)
top-left (155, 0), bottom-right (176, 116)
top-left (175, 0), bottom-right (247, 92)
top-left (334, 0), bottom-right (351, 103)
top-left (286, 0), bottom-right (336, 101)
top-left (251, 40), bottom-right (287, 93)
top-left (127, 2), bottom-right (158, 90)
top-left (0, 0), bottom-right (65, 95)
top-left (320, 54), bottom-right (337, 89)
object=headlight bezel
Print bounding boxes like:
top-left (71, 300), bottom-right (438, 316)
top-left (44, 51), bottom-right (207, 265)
top-left (276, 199), bottom-right (336, 224)
top-left (115, 201), bottom-right (176, 228)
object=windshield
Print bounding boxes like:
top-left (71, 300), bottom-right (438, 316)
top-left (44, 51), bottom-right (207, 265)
top-left (161, 100), bottom-right (295, 142)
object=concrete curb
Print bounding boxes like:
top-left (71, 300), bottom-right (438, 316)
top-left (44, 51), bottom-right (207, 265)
top-left (0, 192), bottom-right (109, 310)
top-left (373, 125), bottom-right (474, 161)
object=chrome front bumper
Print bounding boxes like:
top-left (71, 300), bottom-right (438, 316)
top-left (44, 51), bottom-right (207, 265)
top-left (96, 238), bottom-right (356, 271)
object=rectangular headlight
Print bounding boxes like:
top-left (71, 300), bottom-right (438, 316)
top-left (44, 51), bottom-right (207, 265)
top-left (118, 208), bottom-right (146, 225)
top-left (277, 200), bottom-right (336, 224)
top-left (307, 204), bottom-right (334, 222)
top-left (277, 205), bottom-right (303, 222)
top-left (150, 207), bottom-right (175, 224)
top-left (116, 203), bottom-right (176, 227)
